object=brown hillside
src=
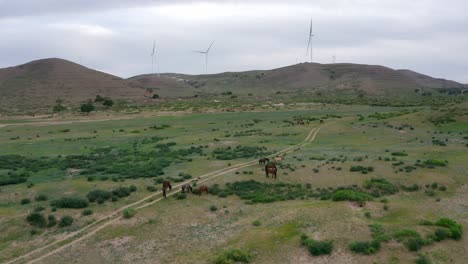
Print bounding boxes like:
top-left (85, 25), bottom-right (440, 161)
top-left (0, 58), bottom-right (145, 112)
top-left (132, 63), bottom-right (464, 97)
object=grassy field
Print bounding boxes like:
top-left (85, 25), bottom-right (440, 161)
top-left (0, 102), bottom-right (467, 264)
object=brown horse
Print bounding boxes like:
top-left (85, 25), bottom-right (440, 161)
top-left (181, 183), bottom-right (193, 193)
top-left (198, 185), bottom-right (209, 194)
top-left (320, 119), bottom-right (324, 124)
top-left (265, 163), bottom-right (278, 179)
top-left (259, 158), bottom-right (270, 165)
top-left (162, 181), bottom-right (172, 198)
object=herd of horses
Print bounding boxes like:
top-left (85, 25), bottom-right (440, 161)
top-left (161, 155), bottom-right (285, 198)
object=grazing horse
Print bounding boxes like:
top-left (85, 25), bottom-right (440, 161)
top-left (181, 183), bottom-right (193, 193)
top-left (319, 119), bottom-right (324, 124)
top-left (259, 158), bottom-right (270, 165)
top-left (198, 185), bottom-right (209, 195)
top-left (265, 163), bottom-right (278, 179)
top-left (162, 181), bottom-right (172, 198)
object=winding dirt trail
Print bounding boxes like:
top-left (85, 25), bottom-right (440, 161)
top-left (3, 125), bottom-right (323, 264)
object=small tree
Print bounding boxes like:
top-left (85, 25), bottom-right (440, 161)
top-left (80, 103), bottom-right (95, 114)
top-left (152, 94), bottom-right (160, 99)
top-left (53, 104), bottom-right (66, 113)
top-left (94, 95), bottom-right (105, 102)
top-left (103, 98), bottom-right (114, 108)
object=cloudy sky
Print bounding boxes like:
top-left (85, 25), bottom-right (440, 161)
top-left (0, 0), bottom-right (467, 82)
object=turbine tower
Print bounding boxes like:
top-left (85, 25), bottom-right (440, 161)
top-left (306, 18), bottom-right (314, 63)
top-left (194, 40), bottom-right (215, 74)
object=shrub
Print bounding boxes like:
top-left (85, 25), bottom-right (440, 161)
top-left (301, 235), bottom-right (333, 256)
top-left (82, 209), bottom-right (93, 216)
top-left (435, 217), bottom-right (463, 240)
top-left (174, 193), bottom-right (186, 200)
top-left (87, 189), bottom-right (111, 203)
top-left (394, 229), bottom-right (421, 241)
top-left (47, 215), bottom-right (57, 227)
top-left (26, 212), bottom-right (47, 228)
top-left (364, 178), bottom-right (399, 196)
top-left (370, 223), bottom-right (390, 242)
top-left (59, 215), bottom-right (74, 227)
top-left (35, 194), bottom-right (48, 201)
top-left (123, 208), bottom-right (136, 219)
top-left (252, 220), bottom-right (261, 226)
top-left (51, 197), bottom-right (88, 208)
top-left (434, 228), bottom-right (449, 241)
top-left (210, 205), bottom-right (218, 212)
top-left (215, 249), bottom-right (252, 264)
top-left (364, 212), bottom-right (371, 219)
top-left (416, 254), bottom-right (432, 264)
top-left (146, 185), bottom-right (157, 192)
top-left (349, 240), bottom-right (380, 255)
top-left (405, 237), bottom-right (425, 251)
top-left (331, 190), bottom-right (373, 203)
top-left (21, 198), bottom-right (31, 205)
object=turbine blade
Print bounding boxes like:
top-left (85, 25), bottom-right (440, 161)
top-left (206, 40), bottom-right (215, 53)
top-left (151, 40), bottom-right (155, 56)
top-left (309, 18), bottom-right (313, 35)
top-left (193, 51), bottom-right (206, 53)
top-left (306, 36), bottom-right (311, 56)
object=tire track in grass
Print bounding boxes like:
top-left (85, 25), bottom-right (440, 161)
top-left (3, 126), bottom-right (322, 264)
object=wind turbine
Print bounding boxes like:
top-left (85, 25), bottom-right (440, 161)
top-left (194, 40), bottom-right (215, 74)
top-left (306, 18), bottom-right (314, 63)
top-left (150, 40), bottom-right (159, 76)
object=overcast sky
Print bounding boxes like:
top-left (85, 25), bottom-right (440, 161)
top-left (0, 0), bottom-right (467, 82)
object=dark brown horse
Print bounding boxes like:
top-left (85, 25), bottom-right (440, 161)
top-left (265, 163), bottom-right (278, 179)
top-left (320, 119), bottom-right (324, 124)
top-left (198, 185), bottom-right (209, 194)
top-left (259, 158), bottom-right (270, 165)
top-left (162, 181), bottom-right (172, 198)
top-left (181, 183), bottom-right (193, 193)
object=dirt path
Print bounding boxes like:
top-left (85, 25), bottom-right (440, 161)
top-left (3, 125), bottom-right (323, 264)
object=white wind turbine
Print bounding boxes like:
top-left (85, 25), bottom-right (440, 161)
top-left (150, 40), bottom-right (159, 76)
top-left (306, 18), bottom-right (315, 63)
top-left (194, 40), bottom-right (215, 74)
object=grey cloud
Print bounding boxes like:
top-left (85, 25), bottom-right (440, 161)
top-left (0, 0), bottom-right (467, 83)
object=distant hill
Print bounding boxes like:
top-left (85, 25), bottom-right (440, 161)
top-left (0, 58), bottom-right (145, 112)
top-left (1, 59), bottom-right (466, 114)
top-left (130, 63), bottom-right (465, 97)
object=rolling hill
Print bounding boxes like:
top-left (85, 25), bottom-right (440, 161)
top-left (0, 58), bottom-right (145, 113)
top-left (0, 58), bottom-right (466, 114)
top-left (130, 62), bottom-right (466, 97)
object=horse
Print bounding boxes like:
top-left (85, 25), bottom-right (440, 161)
top-left (198, 185), bottom-right (209, 195)
top-left (265, 163), bottom-right (278, 179)
top-left (181, 183), bottom-right (193, 193)
top-left (259, 158), bottom-right (270, 165)
top-left (162, 181), bottom-right (172, 198)
top-left (320, 119), bottom-right (324, 124)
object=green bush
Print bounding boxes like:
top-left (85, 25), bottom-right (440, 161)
top-left (370, 223), bottom-right (390, 242)
top-left (364, 178), bottom-right (399, 196)
top-left (87, 189), bottom-right (111, 203)
top-left (405, 237), bottom-right (425, 251)
top-left (331, 190), bottom-right (373, 203)
top-left (82, 209), bottom-right (93, 216)
top-left (210, 205), bottom-right (218, 212)
top-left (416, 254), bottom-right (432, 264)
top-left (59, 215), bottom-right (73, 227)
top-left (252, 220), bottom-right (261, 226)
top-left (215, 249), bottom-right (252, 264)
top-left (349, 240), bottom-right (381, 254)
top-left (51, 197), bottom-right (88, 208)
top-left (434, 228), bottom-right (449, 241)
top-left (394, 229), bottom-right (421, 241)
top-left (174, 193), bottom-right (187, 200)
top-left (435, 217), bottom-right (463, 240)
top-left (21, 198), bottom-right (31, 205)
top-left (26, 212), bottom-right (46, 228)
top-left (301, 235), bottom-right (333, 256)
top-left (123, 208), bottom-right (136, 219)
top-left (47, 215), bottom-right (57, 227)
top-left (147, 185), bottom-right (157, 192)
top-left (35, 194), bottom-right (48, 201)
